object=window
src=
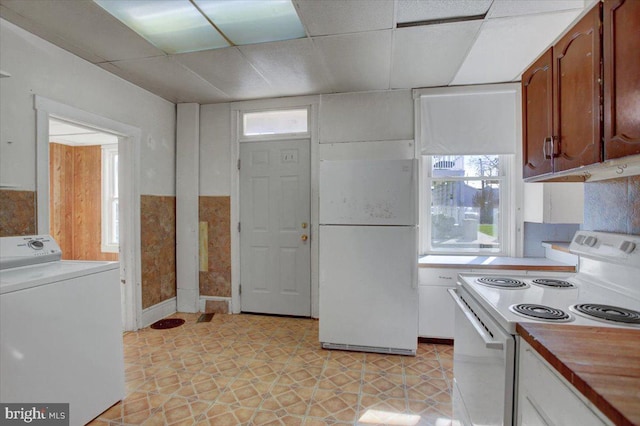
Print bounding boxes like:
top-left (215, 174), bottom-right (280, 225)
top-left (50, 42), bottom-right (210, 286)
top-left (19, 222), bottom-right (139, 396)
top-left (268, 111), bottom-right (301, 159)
top-left (101, 144), bottom-right (119, 253)
top-left (423, 155), bottom-right (510, 255)
top-left (241, 108), bottom-right (308, 137)
top-left (414, 84), bottom-right (519, 256)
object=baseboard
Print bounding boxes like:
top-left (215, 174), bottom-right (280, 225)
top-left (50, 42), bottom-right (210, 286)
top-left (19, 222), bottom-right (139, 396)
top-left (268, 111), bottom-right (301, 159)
top-left (141, 297), bottom-right (177, 328)
top-left (418, 337), bottom-right (454, 345)
top-left (198, 296), bottom-right (231, 313)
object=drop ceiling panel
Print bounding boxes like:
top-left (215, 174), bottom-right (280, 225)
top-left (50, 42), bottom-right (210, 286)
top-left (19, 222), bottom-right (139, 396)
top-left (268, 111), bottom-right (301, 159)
top-left (487, 0), bottom-right (586, 19)
top-left (174, 48), bottom-right (274, 100)
top-left (294, 0), bottom-right (394, 36)
top-left (391, 21), bottom-right (482, 88)
top-left (396, 0), bottom-right (492, 23)
top-left (451, 10), bottom-right (583, 85)
top-left (0, 0), bottom-right (164, 63)
top-left (239, 38), bottom-right (333, 97)
top-left (313, 30), bottom-right (392, 93)
top-left (99, 57), bottom-right (230, 104)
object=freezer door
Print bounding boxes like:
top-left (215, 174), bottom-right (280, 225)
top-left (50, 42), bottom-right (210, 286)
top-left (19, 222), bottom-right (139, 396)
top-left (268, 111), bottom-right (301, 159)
top-left (319, 159), bottom-right (416, 226)
top-left (319, 225), bottom-right (418, 353)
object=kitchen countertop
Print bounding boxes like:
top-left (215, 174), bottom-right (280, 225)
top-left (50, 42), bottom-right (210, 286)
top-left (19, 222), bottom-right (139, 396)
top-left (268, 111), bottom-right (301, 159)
top-left (517, 323), bottom-right (640, 426)
top-left (419, 255), bottom-right (576, 271)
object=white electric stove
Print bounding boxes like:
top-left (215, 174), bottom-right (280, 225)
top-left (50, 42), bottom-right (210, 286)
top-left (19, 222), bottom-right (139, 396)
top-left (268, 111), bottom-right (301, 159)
top-left (450, 230), bottom-right (640, 426)
top-left (458, 231), bottom-right (640, 334)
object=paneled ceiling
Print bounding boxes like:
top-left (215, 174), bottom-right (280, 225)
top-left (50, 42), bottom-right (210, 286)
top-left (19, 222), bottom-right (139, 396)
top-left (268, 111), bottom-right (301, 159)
top-left (0, 0), bottom-right (590, 104)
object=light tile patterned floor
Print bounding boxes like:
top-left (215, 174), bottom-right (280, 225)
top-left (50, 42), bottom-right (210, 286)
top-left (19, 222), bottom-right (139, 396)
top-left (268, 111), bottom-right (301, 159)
top-left (89, 313), bottom-right (453, 426)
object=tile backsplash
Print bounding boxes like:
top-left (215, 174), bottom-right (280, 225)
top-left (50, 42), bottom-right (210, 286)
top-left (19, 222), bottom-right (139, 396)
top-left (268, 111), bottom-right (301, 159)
top-left (583, 175), bottom-right (640, 235)
top-left (523, 222), bottom-right (580, 257)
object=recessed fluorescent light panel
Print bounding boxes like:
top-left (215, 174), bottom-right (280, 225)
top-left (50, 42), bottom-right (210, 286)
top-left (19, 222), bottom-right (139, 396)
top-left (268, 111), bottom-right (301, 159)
top-left (396, 0), bottom-right (491, 27)
top-left (94, 0), bottom-right (305, 54)
top-left (196, 0), bottom-right (305, 45)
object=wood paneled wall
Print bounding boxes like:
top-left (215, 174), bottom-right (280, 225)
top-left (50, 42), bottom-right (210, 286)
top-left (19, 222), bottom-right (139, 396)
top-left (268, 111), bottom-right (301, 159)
top-left (49, 142), bottom-right (118, 261)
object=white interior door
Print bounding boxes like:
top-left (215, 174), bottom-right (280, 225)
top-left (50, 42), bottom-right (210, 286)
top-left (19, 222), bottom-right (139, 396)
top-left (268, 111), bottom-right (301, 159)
top-left (240, 139), bottom-right (311, 316)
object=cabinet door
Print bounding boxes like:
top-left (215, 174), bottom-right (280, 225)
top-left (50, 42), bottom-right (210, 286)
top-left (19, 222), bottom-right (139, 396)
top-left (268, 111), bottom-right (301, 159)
top-left (603, 0), bottom-right (640, 159)
top-left (418, 286), bottom-right (455, 339)
top-left (522, 50), bottom-right (554, 178)
top-left (553, 4), bottom-right (602, 173)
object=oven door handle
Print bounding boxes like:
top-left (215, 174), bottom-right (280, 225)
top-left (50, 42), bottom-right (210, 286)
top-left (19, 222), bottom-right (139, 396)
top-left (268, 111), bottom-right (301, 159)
top-left (448, 289), bottom-right (504, 350)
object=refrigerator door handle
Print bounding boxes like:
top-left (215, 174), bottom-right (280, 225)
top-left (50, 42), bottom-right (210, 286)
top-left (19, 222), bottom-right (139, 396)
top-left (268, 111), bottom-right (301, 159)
top-left (411, 260), bottom-right (417, 289)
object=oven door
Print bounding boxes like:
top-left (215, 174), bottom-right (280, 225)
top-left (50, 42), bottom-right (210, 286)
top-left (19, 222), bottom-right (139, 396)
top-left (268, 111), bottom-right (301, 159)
top-left (449, 287), bottom-right (516, 426)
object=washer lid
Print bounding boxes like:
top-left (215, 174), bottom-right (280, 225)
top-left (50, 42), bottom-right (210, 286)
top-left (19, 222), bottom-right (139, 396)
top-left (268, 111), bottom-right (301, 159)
top-left (0, 261), bottom-right (118, 294)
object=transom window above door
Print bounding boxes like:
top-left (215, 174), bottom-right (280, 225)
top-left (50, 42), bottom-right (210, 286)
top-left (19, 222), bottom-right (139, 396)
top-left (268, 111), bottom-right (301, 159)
top-left (241, 108), bottom-right (309, 138)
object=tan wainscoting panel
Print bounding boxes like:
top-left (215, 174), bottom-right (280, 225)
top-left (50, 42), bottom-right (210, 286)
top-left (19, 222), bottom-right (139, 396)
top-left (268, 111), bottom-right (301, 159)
top-left (141, 195), bottom-right (176, 309)
top-left (199, 196), bottom-right (231, 297)
top-left (0, 189), bottom-right (36, 237)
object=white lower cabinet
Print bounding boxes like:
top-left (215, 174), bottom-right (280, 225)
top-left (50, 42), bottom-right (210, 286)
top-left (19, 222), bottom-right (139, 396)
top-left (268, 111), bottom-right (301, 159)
top-left (418, 268), bottom-right (469, 339)
top-left (418, 285), bottom-right (455, 338)
top-left (418, 267), bottom-right (525, 339)
top-left (517, 339), bottom-right (613, 426)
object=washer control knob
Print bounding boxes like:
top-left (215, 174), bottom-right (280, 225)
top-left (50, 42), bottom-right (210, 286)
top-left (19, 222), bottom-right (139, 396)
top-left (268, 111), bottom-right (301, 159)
top-left (28, 240), bottom-right (44, 250)
top-left (620, 241), bottom-right (636, 254)
top-left (584, 236), bottom-right (597, 247)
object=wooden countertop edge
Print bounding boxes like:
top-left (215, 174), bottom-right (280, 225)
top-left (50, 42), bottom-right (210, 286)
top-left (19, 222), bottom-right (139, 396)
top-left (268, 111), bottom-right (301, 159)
top-left (419, 263), bottom-right (576, 271)
top-left (550, 243), bottom-right (572, 254)
top-left (516, 324), bottom-right (633, 426)
top-left (542, 241), bottom-right (573, 254)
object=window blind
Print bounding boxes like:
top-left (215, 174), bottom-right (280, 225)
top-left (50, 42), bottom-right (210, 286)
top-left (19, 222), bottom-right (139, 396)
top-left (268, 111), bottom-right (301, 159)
top-left (417, 84), bottom-right (519, 155)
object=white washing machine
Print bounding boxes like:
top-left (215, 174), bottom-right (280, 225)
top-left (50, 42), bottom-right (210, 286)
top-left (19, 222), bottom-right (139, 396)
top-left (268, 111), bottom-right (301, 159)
top-left (0, 235), bottom-right (125, 425)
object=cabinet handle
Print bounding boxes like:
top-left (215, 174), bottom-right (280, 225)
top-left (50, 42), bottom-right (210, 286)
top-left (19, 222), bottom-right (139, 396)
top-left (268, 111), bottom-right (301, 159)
top-left (543, 137), bottom-right (552, 160)
top-left (551, 136), bottom-right (559, 158)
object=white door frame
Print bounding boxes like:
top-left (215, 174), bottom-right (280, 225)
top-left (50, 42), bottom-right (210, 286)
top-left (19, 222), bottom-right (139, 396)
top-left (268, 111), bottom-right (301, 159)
top-left (35, 95), bottom-right (142, 331)
top-left (230, 96), bottom-right (320, 317)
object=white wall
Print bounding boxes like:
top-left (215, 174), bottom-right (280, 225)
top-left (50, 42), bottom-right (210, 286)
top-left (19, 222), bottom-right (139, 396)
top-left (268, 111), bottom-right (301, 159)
top-left (319, 90), bottom-right (414, 144)
top-left (198, 89), bottom-right (416, 196)
top-left (199, 103), bottom-right (231, 196)
top-left (198, 90), bottom-right (415, 316)
top-left (0, 19), bottom-right (176, 195)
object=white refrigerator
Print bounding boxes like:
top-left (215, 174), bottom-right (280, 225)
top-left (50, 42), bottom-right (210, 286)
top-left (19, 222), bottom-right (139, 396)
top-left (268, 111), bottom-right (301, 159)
top-left (319, 159), bottom-right (418, 355)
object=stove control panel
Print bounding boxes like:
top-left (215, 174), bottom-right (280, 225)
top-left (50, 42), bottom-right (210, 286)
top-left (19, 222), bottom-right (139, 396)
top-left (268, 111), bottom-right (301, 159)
top-left (570, 231), bottom-right (640, 263)
top-left (619, 240), bottom-right (636, 254)
top-left (0, 235), bottom-right (62, 270)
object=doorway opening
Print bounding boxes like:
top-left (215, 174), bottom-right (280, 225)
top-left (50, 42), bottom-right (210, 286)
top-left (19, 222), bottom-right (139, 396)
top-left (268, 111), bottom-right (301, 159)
top-left (48, 118), bottom-right (119, 262)
top-left (35, 95), bottom-right (142, 331)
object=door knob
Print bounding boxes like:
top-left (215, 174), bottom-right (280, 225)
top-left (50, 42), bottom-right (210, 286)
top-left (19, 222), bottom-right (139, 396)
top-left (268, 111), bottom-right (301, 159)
top-left (301, 234), bottom-right (308, 241)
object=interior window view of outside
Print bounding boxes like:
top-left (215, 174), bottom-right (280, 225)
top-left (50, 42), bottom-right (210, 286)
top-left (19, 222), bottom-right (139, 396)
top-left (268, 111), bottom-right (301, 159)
top-left (102, 144), bottom-right (119, 252)
top-left (425, 155), bottom-right (503, 253)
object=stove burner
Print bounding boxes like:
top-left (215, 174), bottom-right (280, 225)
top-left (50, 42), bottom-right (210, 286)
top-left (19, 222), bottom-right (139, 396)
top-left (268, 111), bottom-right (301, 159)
top-left (571, 304), bottom-right (640, 325)
top-left (510, 304), bottom-right (572, 322)
top-left (531, 278), bottom-right (575, 289)
top-left (476, 277), bottom-right (527, 288)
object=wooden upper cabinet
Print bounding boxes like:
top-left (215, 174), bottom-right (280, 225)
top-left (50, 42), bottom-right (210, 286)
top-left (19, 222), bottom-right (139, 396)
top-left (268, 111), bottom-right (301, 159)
top-left (603, 0), bottom-right (640, 160)
top-left (522, 50), bottom-right (553, 179)
top-left (552, 4), bottom-right (602, 173)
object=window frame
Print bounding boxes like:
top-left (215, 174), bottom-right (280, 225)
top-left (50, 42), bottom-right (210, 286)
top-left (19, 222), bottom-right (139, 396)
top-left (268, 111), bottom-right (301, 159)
top-left (101, 143), bottom-right (119, 253)
top-left (420, 154), bottom-right (514, 256)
